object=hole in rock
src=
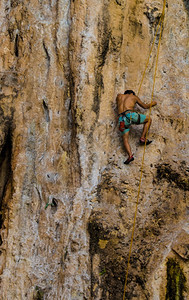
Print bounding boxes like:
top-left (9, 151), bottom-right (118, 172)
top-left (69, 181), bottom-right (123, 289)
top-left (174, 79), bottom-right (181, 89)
top-left (14, 34), bottom-right (19, 57)
top-left (51, 198), bottom-right (58, 207)
top-left (0, 131), bottom-right (12, 230)
top-left (51, 198), bottom-right (58, 214)
top-left (43, 100), bottom-right (50, 122)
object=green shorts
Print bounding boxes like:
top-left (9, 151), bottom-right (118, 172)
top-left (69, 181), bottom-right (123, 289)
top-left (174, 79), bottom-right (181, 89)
top-left (118, 112), bottom-right (146, 135)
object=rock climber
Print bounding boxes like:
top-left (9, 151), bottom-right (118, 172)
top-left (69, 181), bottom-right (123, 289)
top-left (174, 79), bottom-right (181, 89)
top-left (117, 90), bottom-right (157, 164)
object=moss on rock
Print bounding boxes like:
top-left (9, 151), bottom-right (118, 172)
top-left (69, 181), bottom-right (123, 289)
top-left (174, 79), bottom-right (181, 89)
top-left (166, 258), bottom-right (186, 300)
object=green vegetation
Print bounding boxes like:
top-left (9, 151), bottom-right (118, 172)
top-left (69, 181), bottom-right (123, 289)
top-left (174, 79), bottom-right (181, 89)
top-left (34, 286), bottom-right (44, 300)
top-left (166, 258), bottom-right (186, 300)
top-left (99, 268), bottom-right (106, 276)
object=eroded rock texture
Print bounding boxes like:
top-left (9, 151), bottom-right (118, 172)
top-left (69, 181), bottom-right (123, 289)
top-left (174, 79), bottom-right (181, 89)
top-left (0, 0), bottom-right (188, 299)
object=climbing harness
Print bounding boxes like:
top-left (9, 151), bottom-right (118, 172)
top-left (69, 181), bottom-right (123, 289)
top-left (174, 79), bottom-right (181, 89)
top-left (122, 0), bottom-right (166, 299)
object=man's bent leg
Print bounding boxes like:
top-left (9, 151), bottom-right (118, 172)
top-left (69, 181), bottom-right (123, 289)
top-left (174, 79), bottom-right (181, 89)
top-left (141, 116), bottom-right (152, 139)
top-left (122, 131), bottom-right (132, 157)
top-left (122, 131), bottom-right (134, 164)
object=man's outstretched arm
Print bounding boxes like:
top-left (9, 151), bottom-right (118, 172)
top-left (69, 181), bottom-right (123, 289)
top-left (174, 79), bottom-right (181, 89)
top-left (135, 96), bottom-right (157, 109)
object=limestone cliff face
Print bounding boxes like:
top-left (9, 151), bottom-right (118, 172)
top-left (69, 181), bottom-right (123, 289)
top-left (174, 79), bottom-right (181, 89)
top-left (0, 0), bottom-right (188, 299)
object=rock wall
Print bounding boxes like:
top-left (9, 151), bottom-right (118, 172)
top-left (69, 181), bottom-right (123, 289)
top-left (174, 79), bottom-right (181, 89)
top-left (0, 0), bottom-right (188, 299)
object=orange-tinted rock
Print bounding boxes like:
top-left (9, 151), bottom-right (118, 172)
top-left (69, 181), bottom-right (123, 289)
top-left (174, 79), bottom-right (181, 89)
top-left (0, 0), bottom-right (188, 299)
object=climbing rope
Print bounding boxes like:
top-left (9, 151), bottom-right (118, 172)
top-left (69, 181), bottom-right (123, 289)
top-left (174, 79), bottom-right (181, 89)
top-left (123, 1), bottom-right (166, 299)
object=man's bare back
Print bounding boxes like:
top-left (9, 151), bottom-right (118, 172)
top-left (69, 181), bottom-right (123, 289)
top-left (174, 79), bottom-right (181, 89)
top-left (116, 93), bottom-right (157, 114)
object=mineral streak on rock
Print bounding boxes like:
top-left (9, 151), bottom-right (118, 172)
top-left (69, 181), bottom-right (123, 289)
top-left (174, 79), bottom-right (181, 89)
top-left (0, 0), bottom-right (188, 299)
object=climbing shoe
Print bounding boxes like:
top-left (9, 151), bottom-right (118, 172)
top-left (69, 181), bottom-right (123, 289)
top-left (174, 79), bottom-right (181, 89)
top-left (124, 155), bottom-right (134, 164)
top-left (140, 138), bottom-right (152, 145)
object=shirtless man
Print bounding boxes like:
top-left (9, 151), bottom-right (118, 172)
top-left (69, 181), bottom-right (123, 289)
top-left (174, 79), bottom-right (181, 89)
top-left (117, 90), bottom-right (157, 164)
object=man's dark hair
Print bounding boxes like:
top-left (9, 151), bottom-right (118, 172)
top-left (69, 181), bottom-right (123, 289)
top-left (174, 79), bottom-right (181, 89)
top-left (124, 90), bottom-right (136, 95)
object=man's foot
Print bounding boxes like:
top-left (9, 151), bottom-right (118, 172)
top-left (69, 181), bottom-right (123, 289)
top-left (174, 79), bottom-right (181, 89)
top-left (140, 138), bottom-right (152, 145)
top-left (124, 155), bottom-right (134, 164)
